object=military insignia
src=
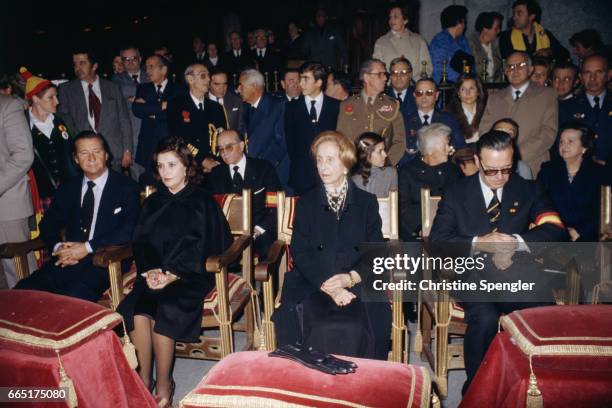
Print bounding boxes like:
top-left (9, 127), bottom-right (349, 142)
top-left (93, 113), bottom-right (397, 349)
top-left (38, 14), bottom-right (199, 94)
top-left (509, 208), bottom-right (517, 214)
top-left (182, 110), bottom-right (191, 123)
top-left (57, 124), bottom-right (69, 140)
top-left (573, 112), bottom-right (585, 119)
top-left (345, 104), bottom-right (354, 115)
top-left (378, 105), bottom-right (393, 113)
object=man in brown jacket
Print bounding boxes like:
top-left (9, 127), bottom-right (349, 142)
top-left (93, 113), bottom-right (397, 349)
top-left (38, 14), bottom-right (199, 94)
top-left (337, 59), bottom-right (406, 165)
top-left (479, 51), bottom-right (558, 175)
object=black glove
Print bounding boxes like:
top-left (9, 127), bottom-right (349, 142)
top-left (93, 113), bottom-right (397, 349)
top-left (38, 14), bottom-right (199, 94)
top-left (269, 343), bottom-right (358, 375)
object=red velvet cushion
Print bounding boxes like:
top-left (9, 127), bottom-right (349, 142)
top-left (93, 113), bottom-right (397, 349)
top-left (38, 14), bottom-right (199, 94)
top-left (0, 290), bottom-right (122, 356)
top-left (181, 351), bottom-right (431, 408)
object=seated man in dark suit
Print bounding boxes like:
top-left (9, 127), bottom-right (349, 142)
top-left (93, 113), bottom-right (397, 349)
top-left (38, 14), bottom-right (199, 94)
top-left (285, 61), bottom-right (339, 195)
top-left (207, 130), bottom-right (281, 258)
top-left (401, 78), bottom-right (465, 166)
top-left (429, 130), bottom-right (567, 393)
top-left (15, 131), bottom-right (140, 302)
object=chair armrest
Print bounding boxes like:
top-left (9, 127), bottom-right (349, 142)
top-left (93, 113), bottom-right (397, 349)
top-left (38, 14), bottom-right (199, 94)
top-left (255, 240), bottom-right (286, 282)
top-left (92, 245), bottom-right (133, 268)
top-left (206, 235), bottom-right (251, 273)
top-left (0, 237), bottom-right (46, 258)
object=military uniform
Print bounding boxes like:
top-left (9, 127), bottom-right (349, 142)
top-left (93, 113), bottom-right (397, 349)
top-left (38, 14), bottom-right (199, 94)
top-left (337, 93), bottom-right (406, 166)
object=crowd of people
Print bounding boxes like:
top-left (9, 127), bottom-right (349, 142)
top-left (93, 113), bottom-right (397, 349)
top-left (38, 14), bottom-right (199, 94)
top-left (1, 0), bottom-right (611, 405)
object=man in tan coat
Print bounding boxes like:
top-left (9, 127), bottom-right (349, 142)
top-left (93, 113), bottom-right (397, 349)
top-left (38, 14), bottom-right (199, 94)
top-left (479, 51), bottom-right (557, 175)
top-left (337, 59), bottom-right (406, 165)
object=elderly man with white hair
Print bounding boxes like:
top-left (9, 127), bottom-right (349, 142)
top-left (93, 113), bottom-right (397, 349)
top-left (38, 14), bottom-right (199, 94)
top-left (398, 123), bottom-right (462, 240)
top-left (250, 28), bottom-right (283, 75)
top-left (237, 69), bottom-right (289, 189)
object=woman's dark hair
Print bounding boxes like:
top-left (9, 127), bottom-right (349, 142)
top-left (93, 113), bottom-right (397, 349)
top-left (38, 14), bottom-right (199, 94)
top-left (152, 137), bottom-right (203, 185)
top-left (446, 73), bottom-right (487, 141)
top-left (72, 130), bottom-right (113, 165)
top-left (441, 5), bottom-right (468, 29)
top-left (569, 29), bottom-right (603, 50)
top-left (559, 122), bottom-right (594, 153)
top-left (354, 132), bottom-right (386, 186)
top-left (490, 118), bottom-right (522, 167)
top-left (475, 12), bottom-right (503, 33)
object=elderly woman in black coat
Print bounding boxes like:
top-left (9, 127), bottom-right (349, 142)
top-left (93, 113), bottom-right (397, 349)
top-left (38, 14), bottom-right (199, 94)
top-left (118, 138), bottom-right (231, 406)
top-left (399, 123), bottom-right (461, 241)
top-left (274, 130), bottom-right (391, 360)
top-left (538, 123), bottom-right (605, 241)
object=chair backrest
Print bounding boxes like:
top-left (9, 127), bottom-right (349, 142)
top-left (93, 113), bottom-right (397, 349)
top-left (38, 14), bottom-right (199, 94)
top-left (601, 185), bottom-right (611, 240)
top-left (276, 191), bottom-right (298, 244)
top-left (215, 189), bottom-right (252, 236)
top-left (378, 190), bottom-right (399, 240)
top-left (420, 188), bottom-right (441, 239)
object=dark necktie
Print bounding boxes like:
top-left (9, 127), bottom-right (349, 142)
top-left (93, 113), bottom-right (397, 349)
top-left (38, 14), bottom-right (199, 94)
top-left (258, 50), bottom-right (263, 58)
top-left (487, 189), bottom-right (501, 231)
top-left (132, 74), bottom-right (139, 84)
top-left (232, 165), bottom-right (243, 192)
top-left (198, 102), bottom-right (203, 111)
top-left (396, 92), bottom-right (402, 102)
top-left (593, 96), bottom-right (601, 123)
top-left (80, 180), bottom-right (96, 242)
top-left (423, 114), bottom-right (430, 126)
top-left (309, 100), bottom-right (317, 123)
top-left (514, 90), bottom-right (521, 101)
top-left (88, 84), bottom-right (101, 130)
top-left (156, 84), bottom-right (163, 101)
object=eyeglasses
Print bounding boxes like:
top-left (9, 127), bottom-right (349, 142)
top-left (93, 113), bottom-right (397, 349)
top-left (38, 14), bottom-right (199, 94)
top-left (189, 72), bottom-right (209, 80)
top-left (391, 69), bottom-right (411, 77)
top-left (122, 56), bottom-right (139, 62)
top-left (366, 71), bottom-right (389, 79)
top-left (217, 142), bottom-right (240, 154)
top-left (505, 62), bottom-right (528, 71)
top-left (414, 89), bottom-right (436, 97)
top-left (478, 161), bottom-right (513, 176)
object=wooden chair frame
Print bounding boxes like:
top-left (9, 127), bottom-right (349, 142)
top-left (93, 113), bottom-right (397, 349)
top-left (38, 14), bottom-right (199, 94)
top-left (255, 190), bottom-right (409, 363)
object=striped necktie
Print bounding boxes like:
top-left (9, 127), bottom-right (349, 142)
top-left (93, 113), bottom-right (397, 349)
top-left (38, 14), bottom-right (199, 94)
top-left (487, 189), bottom-right (501, 231)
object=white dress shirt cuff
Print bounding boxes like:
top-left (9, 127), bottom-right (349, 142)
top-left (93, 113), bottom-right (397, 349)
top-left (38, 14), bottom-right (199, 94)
top-left (85, 242), bottom-right (93, 253)
top-left (512, 234), bottom-right (530, 252)
top-left (254, 225), bottom-right (266, 238)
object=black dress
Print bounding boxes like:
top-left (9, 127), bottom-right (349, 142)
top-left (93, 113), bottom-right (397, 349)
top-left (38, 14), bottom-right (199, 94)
top-left (118, 184), bottom-right (232, 342)
top-left (273, 181), bottom-right (391, 359)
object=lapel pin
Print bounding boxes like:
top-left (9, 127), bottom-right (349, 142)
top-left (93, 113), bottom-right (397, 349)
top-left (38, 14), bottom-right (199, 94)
top-left (514, 202), bottom-right (518, 206)
top-left (509, 208), bottom-right (517, 213)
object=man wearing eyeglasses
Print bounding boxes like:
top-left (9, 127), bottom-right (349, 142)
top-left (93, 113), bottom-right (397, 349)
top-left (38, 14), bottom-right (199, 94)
top-left (479, 51), bottom-right (558, 176)
top-left (167, 64), bottom-right (227, 173)
top-left (113, 46), bottom-right (150, 181)
top-left (386, 57), bottom-right (417, 121)
top-left (400, 78), bottom-right (464, 166)
top-left (207, 130), bottom-right (281, 258)
top-left (337, 59), bottom-right (406, 166)
top-left (430, 130), bottom-right (567, 393)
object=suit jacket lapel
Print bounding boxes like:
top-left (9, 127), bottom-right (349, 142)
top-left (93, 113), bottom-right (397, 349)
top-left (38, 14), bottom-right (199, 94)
top-left (98, 80), bottom-right (110, 128)
top-left (74, 80), bottom-right (91, 130)
top-left (94, 171), bottom-right (113, 239)
top-left (498, 176), bottom-right (520, 233)
top-left (462, 175), bottom-right (491, 232)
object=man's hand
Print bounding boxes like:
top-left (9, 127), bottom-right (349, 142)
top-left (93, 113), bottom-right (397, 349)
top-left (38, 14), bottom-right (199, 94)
top-left (53, 242), bottom-right (89, 267)
top-left (133, 97), bottom-right (145, 104)
top-left (202, 158), bottom-right (220, 173)
top-left (127, 96), bottom-right (136, 103)
top-left (321, 274), bottom-right (350, 293)
top-left (492, 251), bottom-right (514, 270)
top-left (474, 232), bottom-right (518, 254)
top-left (122, 151), bottom-right (133, 168)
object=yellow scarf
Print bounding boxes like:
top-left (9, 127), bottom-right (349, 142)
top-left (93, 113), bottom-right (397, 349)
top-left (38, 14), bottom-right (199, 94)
top-left (511, 21), bottom-right (551, 52)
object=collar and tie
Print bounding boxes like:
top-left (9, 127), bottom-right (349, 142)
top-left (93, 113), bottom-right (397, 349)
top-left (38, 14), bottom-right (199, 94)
top-left (514, 90), bottom-right (521, 101)
top-left (396, 92), bottom-right (403, 102)
top-left (309, 100), bottom-right (317, 123)
top-left (156, 84), bottom-right (163, 100)
top-left (80, 180), bottom-right (96, 241)
top-left (88, 84), bottom-right (101, 130)
top-left (487, 189), bottom-right (501, 231)
top-left (257, 49), bottom-right (264, 58)
top-left (423, 114), bottom-right (430, 126)
top-left (198, 102), bottom-right (203, 111)
top-left (234, 50), bottom-right (241, 57)
top-left (232, 165), bottom-right (243, 193)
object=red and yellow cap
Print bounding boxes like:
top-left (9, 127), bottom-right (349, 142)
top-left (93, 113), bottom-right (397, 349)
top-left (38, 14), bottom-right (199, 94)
top-left (19, 67), bottom-right (52, 101)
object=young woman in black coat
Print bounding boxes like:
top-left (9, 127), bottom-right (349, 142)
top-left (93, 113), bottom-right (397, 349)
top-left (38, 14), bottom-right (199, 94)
top-left (274, 130), bottom-right (391, 360)
top-left (118, 138), bottom-right (232, 405)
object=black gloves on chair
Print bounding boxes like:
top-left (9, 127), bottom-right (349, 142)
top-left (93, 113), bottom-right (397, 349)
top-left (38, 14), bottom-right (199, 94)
top-left (269, 343), bottom-right (357, 375)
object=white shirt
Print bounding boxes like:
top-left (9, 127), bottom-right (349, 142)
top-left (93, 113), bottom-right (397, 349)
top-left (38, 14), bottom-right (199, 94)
top-left (418, 109), bottom-right (434, 124)
top-left (586, 90), bottom-right (606, 109)
top-left (256, 47), bottom-right (266, 57)
top-left (511, 82), bottom-right (530, 100)
top-left (233, 49), bottom-right (242, 57)
top-left (190, 92), bottom-right (206, 109)
top-left (304, 92), bottom-right (324, 120)
top-left (81, 77), bottom-right (102, 131)
top-left (462, 103), bottom-right (476, 125)
top-left (393, 88), bottom-right (407, 102)
top-left (154, 78), bottom-right (168, 95)
top-left (252, 96), bottom-right (262, 109)
top-left (481, 42), bottom-right (494, 79)
top-left (228, 154), bottom-right (247, 179)
top-left (127, 71), bottom-right (142, 83)
top-left (209, 57), bottom-right (219, 66)
top-left (29, 109), bottom-right (55, 138)
top-left (209, 93), bottom-right (223, 105)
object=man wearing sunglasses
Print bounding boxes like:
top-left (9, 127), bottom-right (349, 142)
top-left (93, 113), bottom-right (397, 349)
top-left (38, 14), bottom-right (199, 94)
top-left (430, 130), bottom-right (567, 393)
top-left (479, 51), bottom-right (558, 176)
top-left (400, 78), bottom-right (464, 166)
top-left (207, 130), bottom-right (280, 258)
top-left (386, 57), bottom-right (417, 122)
top-left (337, 59), bottom-right (406, 165)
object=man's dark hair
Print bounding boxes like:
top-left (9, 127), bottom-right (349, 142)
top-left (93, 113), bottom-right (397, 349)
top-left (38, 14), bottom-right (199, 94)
top-left (476, 130), bottom-right (513, 156)
top-left (210, 67), bottom-right (228, 78)
top-left (440, 5), bottom-right (468, 29)
top-left (283, 68), bottom-right (300, 80)
top-left (119, 45), bottom-right (140, 54)
top-left (512, 0), bottom-right (542, 22)
top-left (553, 61), bottom-right (578, 76)
top-left (415, 77), bottom-right (439, 91)
top-left (475, 11), bottom-right (503, 33)
top-left (72, 130), bottom-right (113, 164)
top-left (72, 48), bottom-right (98, 65)
top-left (148, 54), bottom-right (170, 69)
top-left (569, 29), bottom-right (603, 50)
top-left (390, 56), bottom-right (413, 72)
top-left (300, 61), bottom-right (327, 87)
top-left (533, 56), bottom-right (550, 69)
top-left (329, 70), bottom-right (351, 94)
top-left (582, 53), bottom-right (609, 71)
top-left (559, 122), bottom-right (595, 152)
top-left (491, 118), bottom-right (520, 140)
